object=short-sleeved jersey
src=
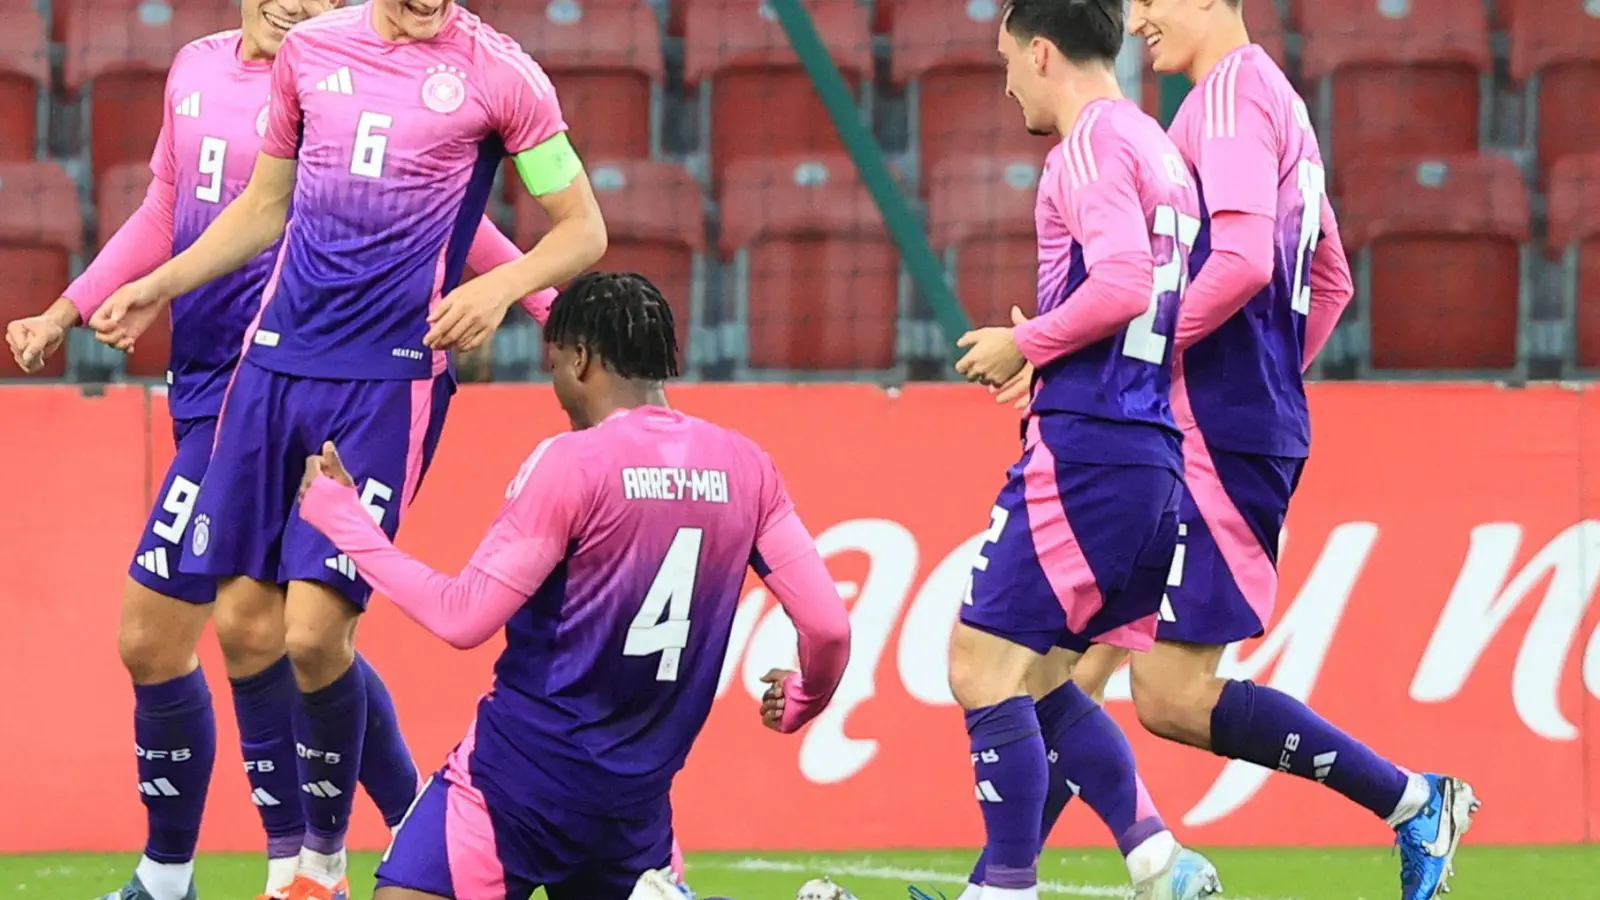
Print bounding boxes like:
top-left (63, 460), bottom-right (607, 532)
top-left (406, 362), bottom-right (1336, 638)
top-left (251, 4), bottom-right (567, 381)
top-left (1169, 45), bottom-right (1325, 458)
top-left (153, 31), bottom-right (279, 419)
top-left (462, 406), bottom-right (797, 812)
top-left (1030, 98), bottom-right (1200, 473)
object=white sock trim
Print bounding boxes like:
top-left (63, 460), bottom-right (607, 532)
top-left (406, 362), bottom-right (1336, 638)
top-left (1126, 829), bottom-right (1179, 884)
top-left (1387, 772), bottom-right (1432, 828)
top-left (134, 856), bottom-right (194, 900)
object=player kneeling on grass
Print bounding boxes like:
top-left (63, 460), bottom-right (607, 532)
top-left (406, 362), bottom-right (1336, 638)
top-left (296, 272), bottom-right (853, 900)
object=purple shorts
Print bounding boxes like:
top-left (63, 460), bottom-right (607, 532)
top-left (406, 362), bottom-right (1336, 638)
top-left (962, 435), bottom-right (1183, 656)
top-left (128, 416), bottom-right (218, 605)
top-left (376, 767), bottom-right (674, 900)
top-left (1157, 442), bottom-right (1305, 646)
top-left (179, 361), bottom-right (453, 609)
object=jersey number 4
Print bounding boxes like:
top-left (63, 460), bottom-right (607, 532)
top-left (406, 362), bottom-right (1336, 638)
top-left (1123, 204), bottom-right (1202, 364)
top-left (623, 526), bottom-right (703, 683)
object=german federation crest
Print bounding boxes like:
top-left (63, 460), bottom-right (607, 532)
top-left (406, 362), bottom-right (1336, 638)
top-left (422, 65), bottom-right (467, 115)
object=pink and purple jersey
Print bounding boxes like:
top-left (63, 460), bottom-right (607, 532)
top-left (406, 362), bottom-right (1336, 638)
top-left (82, 31), bottom-right (275, 419)
top-left (1016, 98), bottom-right (1201, 472)
top-left (253, 4), bottom-right (566, 380)
top-left (299, 405), bottom-right (850, 815)
top-left (1169, 45), bottom-right (1328, 458)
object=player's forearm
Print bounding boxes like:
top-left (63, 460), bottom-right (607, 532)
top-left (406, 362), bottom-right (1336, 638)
top-left (1173, 212), bottom-right (1275, 352)
top-left (37, 297), bottom-right (82, 330)
top-left (299, 476), bottom-right (534, 648)
top-left (487, 214), bottom-right (607, 310)
top-left (1303, 225), bottom-right (1353, 372)
top-left (464, 217), bottom-right (558, 325)
top-left (756, 514), bottom-right (851, 733)
top-left (146, 183), bottom-right (287, 302)
top-left (1013, 253), bottom-right (1154, 366)
top-left (63, 176), bottom-right (177, 321)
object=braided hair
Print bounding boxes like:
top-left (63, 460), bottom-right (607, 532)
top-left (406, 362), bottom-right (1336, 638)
top-left (543, 272), bottom-right (681, 382)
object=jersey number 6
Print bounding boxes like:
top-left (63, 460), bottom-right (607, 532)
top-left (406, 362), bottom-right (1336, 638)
top-left (351, 111), bottom-right (392, 180)
top-left (1124, 205), bottom-right (1202, 365)
top-left (624, 526), bottom-right (703, 682)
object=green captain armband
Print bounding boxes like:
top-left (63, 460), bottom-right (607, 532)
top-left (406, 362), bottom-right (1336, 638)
top-left (513, 133), bottom-right (584, 197)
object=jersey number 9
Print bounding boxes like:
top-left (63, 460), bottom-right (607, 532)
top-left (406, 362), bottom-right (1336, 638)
top-left (1124, 205), bottom-right (1202, 365)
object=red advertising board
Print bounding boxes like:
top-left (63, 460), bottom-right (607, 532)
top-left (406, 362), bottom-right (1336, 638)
top-left (0, 382), bottom-right (1595, 853)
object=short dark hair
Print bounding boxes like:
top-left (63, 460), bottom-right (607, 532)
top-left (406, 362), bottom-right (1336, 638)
top-left (1002, 0), bottom-right (1124, 66)
top-left (543, 272), bottom-right (680, 382)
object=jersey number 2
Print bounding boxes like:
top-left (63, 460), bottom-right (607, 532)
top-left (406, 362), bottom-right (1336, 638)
top-left (1289, 159), bottom-right (1327, 315)
top-left (1123, 204), bottom-right (1201, 364)
top-left (624, 526), bottom-right (703, 682)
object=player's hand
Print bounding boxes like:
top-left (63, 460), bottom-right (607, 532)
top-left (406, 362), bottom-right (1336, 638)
top-left (955, 320), bottom-right (1028, 388)
top-left (6, 315), bottom-right (67, 374)
top-left (425, 279), bottom-right (514, 353)
top-left (91, 279), bottom-right (168, 352)
top-left (299, 441), bottom-right (355, 503)
top-left (759, 668), bottom-right (797, 733)
top-left (988, 307), bottom-right (1033, 409)
top-left (992, 363), bottom-right (1033, 409)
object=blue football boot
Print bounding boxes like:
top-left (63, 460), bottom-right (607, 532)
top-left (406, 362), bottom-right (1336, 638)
top-left (1395, 774), bottom-right (1480, 900)
top-left (97, 874), bottom-right (197, 900)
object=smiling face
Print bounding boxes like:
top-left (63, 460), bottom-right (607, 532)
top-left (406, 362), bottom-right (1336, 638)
top-left (1128, 0), bottom-right (1213, 75)
top-left (373, 0), bottom-right (456, 41)
top-left (243, 0), bottom-right (340, 58)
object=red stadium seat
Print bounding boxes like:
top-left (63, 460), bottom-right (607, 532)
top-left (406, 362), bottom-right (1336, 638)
top-left (63, 0), bottom-right (240, 185)
top-left (891, 2), bottom-right (1053, 192)
top-left (95, 163), bottom-right (171, 378)
top-left (1301, 0), bottom-right (1491, 188)
top-left (1243, 0), bottom-right (1288, 69)
top-left (926, 155), bottom-right (1041, 329)
top-left (873, 0), bottom-right (893, 34)
top-left (0, 162), bottom-right (86, 378)
top-left (1507, 1), bottom-right (1600, 189)
top-left (684, 0), bottom-right (874, 194)
top-left (480, 0), bottom-right (664, 200)
top-left (1547, 155), bottom-right (1600, 370)
top-left (0, 1), bottom-right (46, 161)
top-left (515, 159), bottom-right (706, 363)
top-left (720, 155), bottom-right (898, 371)
top-left (1340, 154), bottom-right (1529, 371)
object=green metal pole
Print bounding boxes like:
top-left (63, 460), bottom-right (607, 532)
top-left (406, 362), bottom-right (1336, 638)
top-left (766, 0), bottom-right (972, 351)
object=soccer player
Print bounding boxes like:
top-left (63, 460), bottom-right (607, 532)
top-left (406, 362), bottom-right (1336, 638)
top-left (295, 272), bottom-right (852, 900)
top-left (1038, 3), bottom-right (1473, 900)
top-left (4, 3), bottom-right (547, 900)
top-left (86, 2), bottom-right (609, 898)
top-left (946, 3), bottom-right (1219, 899)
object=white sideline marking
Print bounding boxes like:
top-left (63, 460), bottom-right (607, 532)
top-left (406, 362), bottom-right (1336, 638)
top-left (704, 851), bottom-right (1299, 896)
top-left (699, 856), bottom-right (1295, 900)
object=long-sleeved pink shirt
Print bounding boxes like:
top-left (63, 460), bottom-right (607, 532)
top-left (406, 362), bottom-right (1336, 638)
top-left (299, 405), bottom-right (851, 810)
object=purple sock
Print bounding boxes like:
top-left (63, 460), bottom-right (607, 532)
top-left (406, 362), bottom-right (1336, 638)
top-left (355, 653), bottom-right (419, 828)
top-left (1041, 682), bottom-right (1167, 856)
top-left (1211, 679), bottom-right (1408, 819)
top-left (294, 661), bottom-right (367, 855)
top-left (133, 668), bottom-right (217, 864)
top-left (966, 696), bottom-right (1048, 890)
top-left (230, 655), bottom-right (306, 860)
top-left (968, 682), bottom-right (1089, 884)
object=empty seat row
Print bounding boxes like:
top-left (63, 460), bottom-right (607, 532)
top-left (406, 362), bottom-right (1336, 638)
top-left (11, 150), bottom-right (1599, 379)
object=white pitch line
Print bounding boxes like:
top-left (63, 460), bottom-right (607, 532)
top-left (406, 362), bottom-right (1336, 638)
top-left (700, 856), bottom-right (1296, 900)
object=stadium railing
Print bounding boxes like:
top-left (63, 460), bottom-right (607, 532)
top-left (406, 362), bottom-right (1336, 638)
top-left (0, 0), bottom-right (1595, 386)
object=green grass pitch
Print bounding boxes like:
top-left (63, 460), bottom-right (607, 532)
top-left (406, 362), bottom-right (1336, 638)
top-left (3, 846), bottom-right (1597, 900)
